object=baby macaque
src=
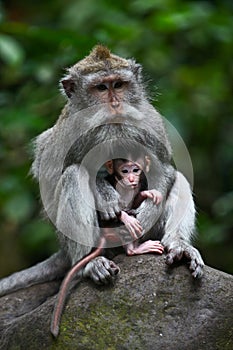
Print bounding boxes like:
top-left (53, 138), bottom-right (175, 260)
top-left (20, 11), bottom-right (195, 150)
top-left (101, 156), bottom-right (164, 256)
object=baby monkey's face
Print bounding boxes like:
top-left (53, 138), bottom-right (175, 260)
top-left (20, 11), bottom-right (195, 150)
top-left (116, 160), bottom-right (144, 189)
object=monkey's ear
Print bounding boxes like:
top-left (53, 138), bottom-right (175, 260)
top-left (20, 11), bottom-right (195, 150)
top-left (61, 78), bottom-right (76, 98)
top-left (105, 160), bottom-right (114, 174)
top-left (145, 156), bottom-right (151, 173)
top-left (132, 63), bottom-right (142, 81)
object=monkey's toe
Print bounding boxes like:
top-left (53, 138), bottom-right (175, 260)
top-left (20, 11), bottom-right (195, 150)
top-left (83, 256), bottom-right (120, 285)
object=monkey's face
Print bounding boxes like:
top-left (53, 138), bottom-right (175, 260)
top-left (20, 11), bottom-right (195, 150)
top-left (115, 161), bottom-right (143, 189)
top-left (87, 73), bottom-right (135, 114)
top-left (91, 75), bottom-right (127, 101)
top-left (61, 71), bottom-right (143, 113)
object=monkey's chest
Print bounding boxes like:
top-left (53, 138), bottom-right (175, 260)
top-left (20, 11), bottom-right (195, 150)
top-left (117, 186), bottom-right (137, 211)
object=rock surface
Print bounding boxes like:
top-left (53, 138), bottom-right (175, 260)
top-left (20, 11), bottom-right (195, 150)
top-left (0, 254), bottom-right (232, 350)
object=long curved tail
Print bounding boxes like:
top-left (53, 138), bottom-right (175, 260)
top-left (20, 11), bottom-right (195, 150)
top-left (50, 237), bottom-right (105, 338)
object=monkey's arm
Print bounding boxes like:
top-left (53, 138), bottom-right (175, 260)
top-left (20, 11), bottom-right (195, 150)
top-left (161, 171), bottom-right (204, 278)
top-left (31, 127), bottom-right (54, 180)
top-left (55, 165), bottom-right (120, 284)
top-left (95, 177), bottom-right (121, 220)
top-left (134, 171), bottom-right (204, 278)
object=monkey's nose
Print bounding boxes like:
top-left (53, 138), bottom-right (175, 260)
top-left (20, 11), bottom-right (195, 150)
top-left (111, 100), bottom-right (120, 109)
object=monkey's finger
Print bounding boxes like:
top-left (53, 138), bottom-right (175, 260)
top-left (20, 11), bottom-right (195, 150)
top-left (192, 265), bottom-right (203, 279)
top-left (92, 261), bottom-right (119, 284)
top-left (146, 192), bottom-right (153, 200)
top-left (108, 210), bottom-right (117, 220)
top-left (100, 205), bottom-right (120, 220)
top-left (101, 259), bottom-right (120, 281)
top-left (183, 247), bottom-right (204, 278)
top-left (149, 242), bottom-right (164, 253)
top-left (133, 221), bottom-right (143, 232)
top-left (125, 225), bottom-right (138, 240)
top-left (154, 244), bottom-right (164, 251)
top-left (143, 191), bottom-right (159, 203)
top-left (108, 260), bottom-right (120, 276)
top-left (165, 248), bottom-right (183, 265)
top-left (85, 260), bottom-right (108, 284)
top-left (153, 248), bottom-right (164, 254)
top-left (91, 269), bottom-right (108, 285)
top-left (131, 222), bottom-right (143, 237)
top-left (84, 257), bottom-right (119, 284)
top-left (140, 191), bottom-right (149, 198)
top-left (147, 244), bottom-right (164, 253)
top-left (101, 211), bottom-right (111, 221)
top-left (114, 205), bottom-right (121, 217)
top-left (189, 258), bottom-right (204, 279)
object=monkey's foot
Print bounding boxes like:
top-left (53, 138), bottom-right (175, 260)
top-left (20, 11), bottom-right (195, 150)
top-left (165, 243), bottom-right (204, 278)
top-left (126, 240), bottom-right (164, 256)
top-left (83, 256), bottom-right (120, 285)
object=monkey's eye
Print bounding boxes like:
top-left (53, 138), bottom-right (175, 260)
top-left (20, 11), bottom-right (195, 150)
top-left (133, 168), bottom-right (141, 174)
top-left (96, 84), bottom-right (108, 91)
top-left (121, 169), bottom-right (129, 174)
top-left (114, 81), bottom-right (123, 89)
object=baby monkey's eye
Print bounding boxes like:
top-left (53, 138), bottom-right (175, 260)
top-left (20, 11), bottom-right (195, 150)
top-left (114, 81), bottom-right (123, 89)
top-left (96, 84), bottom-right (108, 91)
top-left (133, 168), bottom-right (141, 175)
top-left (121, 169), bottom-right (129, 174)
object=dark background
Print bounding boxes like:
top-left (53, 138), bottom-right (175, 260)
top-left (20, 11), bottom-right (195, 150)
top-left (0, 0), bottom-right (232, 276)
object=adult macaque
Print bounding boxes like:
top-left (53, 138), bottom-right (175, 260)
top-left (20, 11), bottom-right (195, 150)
top-left (0, 46), bottom-right (204, 302)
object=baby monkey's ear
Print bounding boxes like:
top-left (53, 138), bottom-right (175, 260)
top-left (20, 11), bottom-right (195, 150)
top-left (105, 160), bottom-right (114, 174)
top-left (145, 156), bottom-right (151, 173)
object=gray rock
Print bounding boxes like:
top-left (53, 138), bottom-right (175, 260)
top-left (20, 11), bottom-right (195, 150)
top-left (0, 254), bottom-right (232, 350)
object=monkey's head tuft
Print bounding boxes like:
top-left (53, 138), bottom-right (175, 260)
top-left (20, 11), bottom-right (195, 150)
top-left (73, 45), bottom-right (130, 74)
top-left (91, 45), bottom-right (112, 60)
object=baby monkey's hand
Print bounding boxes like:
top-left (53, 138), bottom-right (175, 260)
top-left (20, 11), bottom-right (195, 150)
top-left (140, 189), bottom-right (163, 205)
top-left (120, 211), bottom-right (143, 240)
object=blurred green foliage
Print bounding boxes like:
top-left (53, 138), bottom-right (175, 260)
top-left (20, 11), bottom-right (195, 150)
top-left (0, 0), bottom-right (232, 275)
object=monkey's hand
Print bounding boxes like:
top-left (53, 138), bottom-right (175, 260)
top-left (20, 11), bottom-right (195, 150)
top-left (83, 256), bottom-right (120, 285)
top-left (140, 189), bottom-right (163, 205)
top-left (120, 211), bottom-right (142, 240)
top-left (164, 241), bottom-right (204, 278)
top-left (95, 178), bottom-right (121, 220)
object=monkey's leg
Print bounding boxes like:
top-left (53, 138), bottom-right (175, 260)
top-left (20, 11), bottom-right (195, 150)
top-left (161, 171), bottom-right (204, 278)
top-left (0, 251), bottom-right (70, 297)
top-left (55, 165), bottom-right (120, 284)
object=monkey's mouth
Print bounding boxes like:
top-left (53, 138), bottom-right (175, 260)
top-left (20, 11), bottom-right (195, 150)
top-left (128, 184), bottom-right (138, 189)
